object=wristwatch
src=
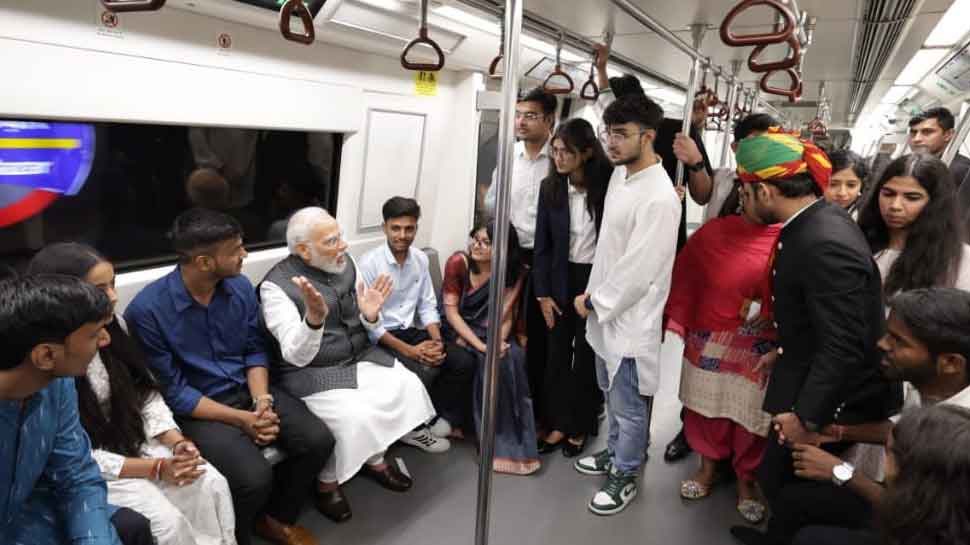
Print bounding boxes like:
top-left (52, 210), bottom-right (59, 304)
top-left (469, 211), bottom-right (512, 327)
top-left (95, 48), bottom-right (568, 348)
top-left (687, 161), bottom-right (706, 173)
top-left (832, 461), bottom-right (855, 486)
top-left (584, 295), bottom-right (594, 311)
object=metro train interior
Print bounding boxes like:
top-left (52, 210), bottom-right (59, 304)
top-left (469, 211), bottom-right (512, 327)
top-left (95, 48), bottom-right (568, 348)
top-left (3, 0), bottom-right (970, 544)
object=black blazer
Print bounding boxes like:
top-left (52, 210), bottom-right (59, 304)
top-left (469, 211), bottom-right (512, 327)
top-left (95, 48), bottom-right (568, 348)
top-left (533, 178), bottom-right (607, 303)
top-left (765, 200), bottom-right (901, 426)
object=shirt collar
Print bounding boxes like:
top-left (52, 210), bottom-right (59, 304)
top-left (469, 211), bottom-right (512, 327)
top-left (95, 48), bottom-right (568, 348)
top-left (167, 266), bottom-right (231, 313)
top-left (782, 198), bottom-right (822, 229)
top-left (382, 242), bottom-right (412, 267)
top-left (944, 383), bottom-right (970, 407)
top-left (516, 138), bottom-right (550, 161)
top-left (622, 161), bottom-right (662, 184)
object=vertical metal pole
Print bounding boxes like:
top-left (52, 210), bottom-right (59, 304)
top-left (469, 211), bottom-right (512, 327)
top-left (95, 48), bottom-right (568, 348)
top-left (942, 100), bottom-right (970, 166)
top-left (474, 1), bottom-right (521, 545)
top-left (719, 81), bottom-right (738, 169)
top-left (676, 57), bottom-right (702, 187)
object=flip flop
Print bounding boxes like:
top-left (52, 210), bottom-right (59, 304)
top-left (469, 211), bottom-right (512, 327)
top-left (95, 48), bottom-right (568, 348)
top-left (737, 499), bottom-right (767, 524)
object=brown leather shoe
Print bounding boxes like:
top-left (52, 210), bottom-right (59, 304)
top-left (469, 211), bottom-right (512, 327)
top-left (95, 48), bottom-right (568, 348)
top-left (362, 463), bottom-right (413, 492)
top-left (254, 515), bottom-right (318, 545)
top-left (315, 486), bottom-right (352, 523)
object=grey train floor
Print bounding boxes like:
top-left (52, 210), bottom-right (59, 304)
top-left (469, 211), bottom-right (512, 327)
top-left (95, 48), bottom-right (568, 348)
top-left (256, 338), bottom-right (751, 545)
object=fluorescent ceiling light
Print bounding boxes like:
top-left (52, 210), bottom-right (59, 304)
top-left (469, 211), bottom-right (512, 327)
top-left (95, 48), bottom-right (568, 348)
top-left (894, 48), bottom-right (949, 86)
top-left (924, 0), bottom-right (970, 47)
top-left (881, 86), bottom-right (912, 104)
top-left (357, 0), bottom-right (401, 11)
top-left (433, 5), bottom-right (498, 34)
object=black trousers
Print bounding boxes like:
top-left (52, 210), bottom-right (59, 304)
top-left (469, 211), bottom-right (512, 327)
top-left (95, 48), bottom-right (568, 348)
top-left (177, 385), bottom-right (335, 545)
top-left (758, 436), bottom-right (871, 545)
top-left (391, 327), bottom-right (476, 431)
top-left (541, 263), bottom-right (599, 437)
top-left (111, 507), bottom-right (154, 545)
top-left (520, 251), bottom-right (549, 426)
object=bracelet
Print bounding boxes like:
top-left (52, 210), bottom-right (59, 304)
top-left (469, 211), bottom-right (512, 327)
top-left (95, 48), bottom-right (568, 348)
top-left (252, 394), bottom-right (274, 410)
top-left (153, 459), bottom-right (164, 482)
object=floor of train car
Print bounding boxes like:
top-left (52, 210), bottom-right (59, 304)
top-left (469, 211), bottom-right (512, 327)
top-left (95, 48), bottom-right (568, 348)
top-left (256, 336), bottom-right (747, 545)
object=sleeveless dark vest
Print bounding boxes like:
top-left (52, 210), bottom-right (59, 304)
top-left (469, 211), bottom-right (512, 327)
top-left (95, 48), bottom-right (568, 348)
top-left (260, 254), bottom-right (395, 398)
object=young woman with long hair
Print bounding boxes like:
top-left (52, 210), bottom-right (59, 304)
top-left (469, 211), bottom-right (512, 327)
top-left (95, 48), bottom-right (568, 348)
top-left (825, 149), bottom-right (869, 216)
top-left (532, 118), bottom-right (611, 457)
top-left (28, 242), bottom-right (236, 545)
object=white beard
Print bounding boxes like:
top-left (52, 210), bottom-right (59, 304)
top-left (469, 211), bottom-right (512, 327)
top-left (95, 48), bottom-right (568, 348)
top-left (310, 249), bottom-right (348, 275)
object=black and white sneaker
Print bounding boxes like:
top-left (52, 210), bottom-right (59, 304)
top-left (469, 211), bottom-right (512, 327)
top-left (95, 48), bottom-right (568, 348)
top-left (400, 426), bottom-right (451, 453)
top-left (574, 448), bottom-right (612, 476)
top-left (588, 467), bottom-right (638, 516)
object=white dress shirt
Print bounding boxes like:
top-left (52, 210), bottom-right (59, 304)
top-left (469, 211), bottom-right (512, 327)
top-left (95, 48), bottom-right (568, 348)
top-left (485, 139), bottom-right (551, 249)
top-left (567, 183), bottom-right (597, 264)
top-left (586, 162), bottom-right (681, 395)
top-left (358, 243), bottom-right (440, 342)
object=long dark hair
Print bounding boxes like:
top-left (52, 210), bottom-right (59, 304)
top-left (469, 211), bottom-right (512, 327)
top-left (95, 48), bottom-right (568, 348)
top-left (880, 405), bottom-right (970, 545)
top-left (857, 153), bottom-right (964, 295)
top-left (540, 118), bottom-right (612, 235)
top-left (28, 243), bottom-right (159, 457)
top-left (466, 219), bottom-right (521, 288)
top-left (829, 149), bottom-right (869, 211)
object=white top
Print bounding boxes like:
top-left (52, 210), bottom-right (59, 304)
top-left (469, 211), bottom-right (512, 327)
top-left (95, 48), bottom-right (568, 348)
top-left (357, 244), bottom-right (440, 342)
top-left (875, 244), bottom-right (970, 292)
top-left (87, 316), bottom-right (180, 480)
top-left (259, 257), bottom-right (381, 367)
top-left (568, 183), bottom-right (597, 264)
top-left (702, 168), bottom-right (736, 225)
top-left (485, 139), bottom-right (551, 249)
top-left (585, 162), bottom-right (681, 396)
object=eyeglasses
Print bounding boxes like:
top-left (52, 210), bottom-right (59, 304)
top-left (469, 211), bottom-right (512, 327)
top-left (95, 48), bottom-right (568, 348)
top-left (598, 127), bottom-right (648, 144)
top-left (470, 237), bottom-right (492, 248)
top-left (515, 111), bottom-right (543, 122)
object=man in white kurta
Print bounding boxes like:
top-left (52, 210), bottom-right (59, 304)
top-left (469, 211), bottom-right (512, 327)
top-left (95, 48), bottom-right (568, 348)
top-left (259, 207), bottom-right (442, 524)
top-left (572, 94), bottom-right (681, 516)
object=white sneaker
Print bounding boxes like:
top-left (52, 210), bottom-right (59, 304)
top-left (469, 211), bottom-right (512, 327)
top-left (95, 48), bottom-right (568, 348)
top-left (429, 417), bottom-right (453, 439)
top-left (400, 426), bottom-right (451, 453)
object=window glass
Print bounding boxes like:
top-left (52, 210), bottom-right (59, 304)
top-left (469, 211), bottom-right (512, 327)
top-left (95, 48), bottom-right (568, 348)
top-left (0, 120), bottom-right (341, 272)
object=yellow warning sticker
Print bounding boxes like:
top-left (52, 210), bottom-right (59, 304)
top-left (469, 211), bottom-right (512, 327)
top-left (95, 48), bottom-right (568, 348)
top-left (415, 71), bottom-right (438, 96)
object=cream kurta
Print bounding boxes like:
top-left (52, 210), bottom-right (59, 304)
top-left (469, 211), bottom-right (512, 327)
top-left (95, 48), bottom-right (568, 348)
top-left (586, 162), bottom-right (681, 396)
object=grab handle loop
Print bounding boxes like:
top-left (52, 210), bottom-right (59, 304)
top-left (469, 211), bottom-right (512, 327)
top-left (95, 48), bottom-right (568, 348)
top-left (401, 0), bottom-right (446, 71)
top-left (279, 0), bottom-right (316, 45)
top-left (543, 32), bottom-right (575, 95)
top-left (720, 0), bottom-right (797, 47)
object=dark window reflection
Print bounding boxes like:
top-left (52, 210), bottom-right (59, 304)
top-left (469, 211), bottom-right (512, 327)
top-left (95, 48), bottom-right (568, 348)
top-left (0, 120), bottom-right (341, 272)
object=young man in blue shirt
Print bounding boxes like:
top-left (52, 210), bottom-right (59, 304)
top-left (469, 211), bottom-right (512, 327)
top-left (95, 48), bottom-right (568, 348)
top-left (124, 208), bottom-right (334, 545)
top-left (358, 197), bottom-right (475, 438)
top-left (0, 274), bottom-right (152, 545)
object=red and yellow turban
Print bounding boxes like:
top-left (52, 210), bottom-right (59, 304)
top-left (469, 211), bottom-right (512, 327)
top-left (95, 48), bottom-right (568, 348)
top-left (735, 127), bottom-right (832, 193)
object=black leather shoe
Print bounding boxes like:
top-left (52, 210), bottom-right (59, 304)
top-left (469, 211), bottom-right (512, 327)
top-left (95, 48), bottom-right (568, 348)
top-left (729, 526), bottom-right (770, 545)
top-left (315, 487), bottom-right (352, 523)
top-left (561, 439), bottom-right (587, 458)
top-left (362, 463), bottom-right (413, 492)
top-left (537, 439), bottom-right (563, 455)
top-left (664, 429), bottom-right (692, 463)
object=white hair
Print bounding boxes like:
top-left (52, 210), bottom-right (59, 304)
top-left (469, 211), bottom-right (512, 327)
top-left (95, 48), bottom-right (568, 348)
top-left (285, 206), bottom-right (335, 254)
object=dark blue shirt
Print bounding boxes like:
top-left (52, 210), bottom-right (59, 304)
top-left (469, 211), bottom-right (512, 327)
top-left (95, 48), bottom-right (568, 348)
top-left (124, 268), bottom-right (269, 415)
top-left (0, 378), bottom-right (120, 544)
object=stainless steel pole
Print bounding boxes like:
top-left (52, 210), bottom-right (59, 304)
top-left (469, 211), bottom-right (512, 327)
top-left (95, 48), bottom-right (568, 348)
top-left (676, 57), bottom-right (702, 188)
top-left (474, 1), bottom-right (521, 545)
top-left (719, 81), bottom-right (739, 169)
top-left (943, 100), bottom-right (970, 167)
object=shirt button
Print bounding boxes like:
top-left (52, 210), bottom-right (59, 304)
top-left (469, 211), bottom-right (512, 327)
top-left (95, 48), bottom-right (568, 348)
top-left (772, 269), bottom-right (777, 276)
top-left (771, 295), bottom-right (775, 302)
top-left (777, 346), bottom-right (784, 355)
top-left (777, 242), bottom-right (783, 250)
top-left (773, 321), bottom-right (779, 328)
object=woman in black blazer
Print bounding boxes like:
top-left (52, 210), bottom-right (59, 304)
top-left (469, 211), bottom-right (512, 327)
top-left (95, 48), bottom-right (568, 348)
top-left (533, 118), bottom-right (612, 456)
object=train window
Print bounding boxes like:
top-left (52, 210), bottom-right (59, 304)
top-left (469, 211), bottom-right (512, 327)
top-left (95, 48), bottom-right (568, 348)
top-left (0, 120), bottom-right (341, 272)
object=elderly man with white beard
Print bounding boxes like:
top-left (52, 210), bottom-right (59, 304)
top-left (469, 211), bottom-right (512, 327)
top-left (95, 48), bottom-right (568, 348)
top-left (258, 207), bottom-right (445, 525)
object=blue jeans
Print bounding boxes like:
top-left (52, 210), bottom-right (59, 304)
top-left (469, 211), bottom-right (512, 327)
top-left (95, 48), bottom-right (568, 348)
top-left (596, 357), bottom-right (653, 475)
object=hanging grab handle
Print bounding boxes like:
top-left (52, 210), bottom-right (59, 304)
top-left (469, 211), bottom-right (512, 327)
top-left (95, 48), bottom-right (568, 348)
top-left (279, 0), bottom-right (316, 45)
top-left (720, 0), bottom-right (797, 47)
top-left (488, 14), bottom-right (505, 78)
top-left (747, 34), bottom-right (801, 72)
top-left (100, 0), bottom-right (166, 12)
top-left (401, 0), bottom-right (446, 71)
top-left (579, 51), bottom-right (599, 100)
top-left (543, 32), bottom-right (575, 95)
top-left (759, 68), bottom-right (802, 102)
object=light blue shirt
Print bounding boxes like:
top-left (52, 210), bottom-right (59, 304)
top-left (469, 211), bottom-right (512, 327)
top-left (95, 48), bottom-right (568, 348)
top-left (0, 378), bottom-right (120, 545)
top-left (358, 244), bottom-right (440, 343)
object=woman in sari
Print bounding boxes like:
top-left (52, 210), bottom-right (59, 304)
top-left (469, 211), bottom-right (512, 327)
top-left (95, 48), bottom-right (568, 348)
top-left (441, 220), bottom-right (540, 475)
top-left (665, 183), bottom-right (779, 524)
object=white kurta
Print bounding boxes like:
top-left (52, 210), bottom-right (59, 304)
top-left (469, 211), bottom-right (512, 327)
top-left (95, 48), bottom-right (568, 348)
top-left (260, 279), bottom-right (435, 484)
top-left (86, 347), bottom-right (235, 545)
top-left (585, 162), bottom-right (681, 396)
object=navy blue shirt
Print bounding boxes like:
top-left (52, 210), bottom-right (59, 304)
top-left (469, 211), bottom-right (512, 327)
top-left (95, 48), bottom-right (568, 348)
top-left (124, 268), bottom-right (269, 415)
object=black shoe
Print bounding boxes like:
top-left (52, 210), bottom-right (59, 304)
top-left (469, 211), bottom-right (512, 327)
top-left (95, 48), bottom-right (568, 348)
top-left (562, 438), bottom-right (587, 458)
top-left (362, 463), bottom-right (413, 492)
top-left (664, 429), bottom-right (692, 463)
top-left (729, 526), bottom-right (770, 545)
top-left (315, 487), bottom-right (352, 523)
top-left (537, 439), bottom-right (563, 455)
